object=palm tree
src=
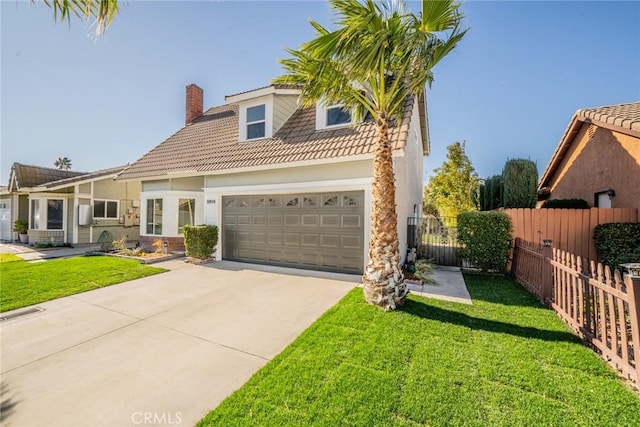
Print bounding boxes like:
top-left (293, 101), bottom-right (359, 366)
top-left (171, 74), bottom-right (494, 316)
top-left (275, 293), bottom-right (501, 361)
top-left (54, 157), bottom-right (72, 170)
top-left (274, 0), bottom-right (466, 310)
top-left (43, 0), bottom-right (119, 34)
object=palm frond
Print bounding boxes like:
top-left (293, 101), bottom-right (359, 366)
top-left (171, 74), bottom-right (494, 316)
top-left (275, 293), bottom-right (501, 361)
top-left (43, 0), bottom-right (119, 35)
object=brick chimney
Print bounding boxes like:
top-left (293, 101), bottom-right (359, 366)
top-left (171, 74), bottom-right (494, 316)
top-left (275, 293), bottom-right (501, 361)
top-left (185, 84), bottom-right (203, 125)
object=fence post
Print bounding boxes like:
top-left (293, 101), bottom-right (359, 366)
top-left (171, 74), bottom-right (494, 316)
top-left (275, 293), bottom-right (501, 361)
top-left (541, 239), bottom-right (553, 306)
top-left (625, 272), bottom-right (640, 385)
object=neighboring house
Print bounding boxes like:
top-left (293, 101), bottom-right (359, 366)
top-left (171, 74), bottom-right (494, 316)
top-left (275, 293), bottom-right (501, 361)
top-left (538, 102), bottom-right (640, 210)
top-left (117, 83), bottom-right (429, 274)
top-left (1, 163), bottom-right (141, 245)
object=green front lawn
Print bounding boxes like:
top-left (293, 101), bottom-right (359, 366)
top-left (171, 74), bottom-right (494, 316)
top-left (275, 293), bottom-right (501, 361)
top-left (0, 255), bottom-right (166, 312)
top-left (199, 275), bottom-right (640, 426)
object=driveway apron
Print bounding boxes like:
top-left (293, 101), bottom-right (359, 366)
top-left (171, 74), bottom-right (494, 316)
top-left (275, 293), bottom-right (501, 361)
top-left (0, 260), bottom-right (357, 426)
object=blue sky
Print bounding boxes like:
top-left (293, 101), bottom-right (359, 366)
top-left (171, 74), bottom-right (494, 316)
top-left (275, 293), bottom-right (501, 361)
top-left (1, 1), bottom-right (639, 186)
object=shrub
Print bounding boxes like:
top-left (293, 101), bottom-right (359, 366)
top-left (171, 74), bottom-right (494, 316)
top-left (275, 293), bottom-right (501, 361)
top-left (183, 225), bottom-right (219, 259)
top-left (13, 219), bottom-right (28, 233)
top-left (457, 211), bottom-right (512, 272)
top-left (502, 159), bottom-right (537, 208)
top-left (593, 223), bottom-right (640, 269)
top-left (541, 199), bottom-right (589, 209)
top-left (482, 175), bottom-right (503, 210)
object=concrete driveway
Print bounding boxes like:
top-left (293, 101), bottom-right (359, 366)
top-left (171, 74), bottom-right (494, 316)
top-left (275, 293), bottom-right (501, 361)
top-left (0, 260), bottom-right (357, 426)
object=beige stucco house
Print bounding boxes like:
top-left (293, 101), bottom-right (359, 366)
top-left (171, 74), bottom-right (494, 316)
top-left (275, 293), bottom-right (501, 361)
top-left (538, 102), bottom-right (640, 210)
top-left (117, 83), bottom-right (429, 274)
top-left (1, 163), bottom-right (141, 245)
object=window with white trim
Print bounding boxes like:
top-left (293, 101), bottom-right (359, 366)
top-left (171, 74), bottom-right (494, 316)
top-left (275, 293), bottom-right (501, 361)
top-left (30, 199), bottom-right (40, 230)
top-left (146, 198), bottom-right (163, 235)
top-left (93, 200), bottom-right (119, 219)
top-left (178, 198), bottom-right (195, 234)
top-left (316, 101), bottom-right (352, 130)
top-left (246, 104), bottom-right (266, 139)
top-left (30, 198), bottom-right (64, 230)
top-left (326, 104), bottom-right (351, 126)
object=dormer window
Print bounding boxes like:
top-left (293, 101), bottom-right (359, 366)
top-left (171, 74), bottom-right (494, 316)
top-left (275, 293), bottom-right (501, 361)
top-left (316, 101), bottom-right (352, 130)
top-left (327, 104), bottom-right (351, 126)
top-left (246, 104), bottom-right (266, 139)
top-left (238, 100), bottom-right (273, 142)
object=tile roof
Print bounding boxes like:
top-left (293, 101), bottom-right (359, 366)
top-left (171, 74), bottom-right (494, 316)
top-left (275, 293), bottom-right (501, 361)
top-left (538, 101), bottom-right (640, 191)
top-left (224, 83), bottom-right (302, 100)
top-left (10, 163), bottom-right (87, 190)
top-left (42, 165), bottom-right (128, 189)
top-left (117, 96), bottom-right (415, 180)
top-left (577, 102), bottom-right (640, 133)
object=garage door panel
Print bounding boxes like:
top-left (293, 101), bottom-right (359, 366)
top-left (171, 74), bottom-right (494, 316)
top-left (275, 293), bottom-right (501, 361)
top-left (268, 232), bottom-right (283, 245)
top-left (285, 215), bottom-right (300, 226)
top-left (342, 235), bottom-right (361, 249)
top-left (301, 215), bottom-right (319, 227)
top-left (342, 215), bottom-right (361, 228)
top-left (269, 215), bottom-right (283, 226)
top-left (321, 235), bottom-right (339, 248)
top-left (222, 191), bottom-right (364, 274)
top-left (321, 214), bottom-right (339, 227)
top-left (301, 234), bottom-right (319, 247)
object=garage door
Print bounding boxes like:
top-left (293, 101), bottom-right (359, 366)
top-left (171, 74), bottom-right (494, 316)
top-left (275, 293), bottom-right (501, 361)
top-left (222, 191), bottom-right (364, 274)
top-left (0, 198), bottom-right (11, 242)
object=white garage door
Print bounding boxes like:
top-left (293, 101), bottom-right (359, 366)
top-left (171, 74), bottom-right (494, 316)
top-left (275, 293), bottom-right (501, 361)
top-left (0, 198), bottom-right (12, 241)
top-left (222, 191), bottom-right (365, 274)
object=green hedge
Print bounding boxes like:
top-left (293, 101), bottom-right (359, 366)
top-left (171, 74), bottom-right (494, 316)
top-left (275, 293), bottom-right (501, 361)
top-left (183, 225), bottom-right (219, 259)
top-left (541, 199), bottom-right (589, 209)
top-left (593, 223), bottom-right (640, 268)
top-left (457, 211), bottom-right (512, 272)
top-left (502, 159), bottom-right (537, 208)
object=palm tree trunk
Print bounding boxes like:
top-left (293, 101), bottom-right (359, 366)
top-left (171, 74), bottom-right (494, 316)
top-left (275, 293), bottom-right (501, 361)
top-left (363, 115), bottom-right (408, 310)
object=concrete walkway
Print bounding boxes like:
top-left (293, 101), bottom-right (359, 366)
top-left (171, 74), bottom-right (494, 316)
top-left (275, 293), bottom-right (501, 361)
top-left (0, 242), bottom-right (101, 261)
top-left (0, 260), bottom-right (357, 426)
top-left (406, 266), bottom-right (472, 305)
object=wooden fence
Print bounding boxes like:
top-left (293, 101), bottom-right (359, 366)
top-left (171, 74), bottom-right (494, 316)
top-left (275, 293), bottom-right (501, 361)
top-left (511, 238), bottom-right (640, 388)
top-left (504, 208), bottom-right (638, 263)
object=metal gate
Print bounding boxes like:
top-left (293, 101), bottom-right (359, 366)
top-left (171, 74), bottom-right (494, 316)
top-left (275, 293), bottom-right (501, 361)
top-left (413, 215), bottom-right (461, 266)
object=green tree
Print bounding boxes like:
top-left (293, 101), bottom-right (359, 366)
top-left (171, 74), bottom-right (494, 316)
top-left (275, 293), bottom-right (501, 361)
top-left (502, 158), bottom-right (538, 208)
top-left (54, 157), bottom-right (72, 170)
top-left (43, 0), bottom-right (119, 34)
top-left (275, 0), bottom-right (466, 310)
top-left (425, 142), bottom-right (479, 225)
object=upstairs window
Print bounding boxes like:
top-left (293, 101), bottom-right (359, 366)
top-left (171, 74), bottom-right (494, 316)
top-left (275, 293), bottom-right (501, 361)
top-left (316, 101), bottom-right (352, 130)
top-left (246, 104), bottom-right (266, 139)
top-left (326, 104), bottom-right (351, 126)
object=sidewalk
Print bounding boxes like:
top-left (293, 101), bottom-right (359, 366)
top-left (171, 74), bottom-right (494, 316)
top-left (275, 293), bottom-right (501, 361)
top-left (406, 265), bottom-right (472, 305)
top-left (0, 242), bottom-right (101, 261)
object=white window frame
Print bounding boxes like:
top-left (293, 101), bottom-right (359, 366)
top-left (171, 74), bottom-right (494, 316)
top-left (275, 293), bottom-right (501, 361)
top-left (239, 98), bottom-right (273, 142)
top-left (177, 198), bottom-right (196, 235)
top-left (29, 197), bottom-right (66, 231)
top-left (145, 198), bottom-right (163, 236)
top-left (141, 191), bottom-right (203, 237)
top-left (93, 199), bottom-right (120, 219)
top-left (315, 101), bottom-right (352, 130)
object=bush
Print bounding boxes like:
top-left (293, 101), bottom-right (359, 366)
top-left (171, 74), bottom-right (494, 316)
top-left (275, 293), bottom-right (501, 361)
top-left (482, 175), bottom-right (503, 210)
top-left (593, 223), bottom-right (640, 269)
top-left (183, 225), bottom-right (219, 259)
top-left (502, 159), bottom-right (537, 208)
top-left (13, 219), bottom-right (28, 233)
top-left (541, 199), bottom-right (590, 209)
top-left (457, 211), bottom-right (512, 272)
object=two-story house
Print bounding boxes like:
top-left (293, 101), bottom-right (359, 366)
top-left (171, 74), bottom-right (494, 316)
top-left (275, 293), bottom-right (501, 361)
top-left (117, 83), bottom-right (428, 274)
